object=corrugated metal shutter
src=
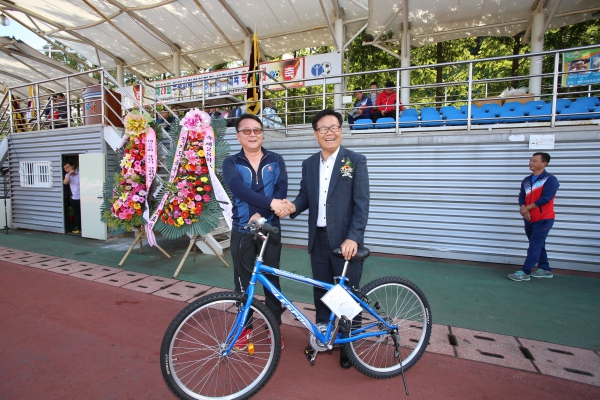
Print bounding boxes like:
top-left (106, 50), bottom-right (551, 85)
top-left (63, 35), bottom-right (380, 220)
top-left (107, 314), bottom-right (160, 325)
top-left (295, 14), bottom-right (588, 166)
top-left (226, 126), bottom-right (600, 272)
top-left (7, 127), bottom-right (105, 233)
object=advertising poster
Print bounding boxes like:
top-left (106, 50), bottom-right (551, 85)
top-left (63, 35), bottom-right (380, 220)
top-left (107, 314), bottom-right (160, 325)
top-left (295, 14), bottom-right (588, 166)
top-left (261, 58), bottom-right (304, 90)
top-left (151, 58), bottom-right (306, 103)
top-left (562, 48), bottom-right (600, 87)
top-left (304, 52), bottom-right (342, 86)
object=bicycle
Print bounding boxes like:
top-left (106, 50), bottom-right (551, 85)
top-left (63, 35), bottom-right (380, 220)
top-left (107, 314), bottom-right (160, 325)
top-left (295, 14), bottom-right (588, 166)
top-left (161, 218), bottom-right (432, 400)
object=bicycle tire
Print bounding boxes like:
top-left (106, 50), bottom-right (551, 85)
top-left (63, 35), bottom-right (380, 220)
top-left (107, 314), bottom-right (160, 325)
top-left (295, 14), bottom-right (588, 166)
top-left (343, 276), bottom-right (432, 378)
top-left (160, 291), bottom-right (281, 400)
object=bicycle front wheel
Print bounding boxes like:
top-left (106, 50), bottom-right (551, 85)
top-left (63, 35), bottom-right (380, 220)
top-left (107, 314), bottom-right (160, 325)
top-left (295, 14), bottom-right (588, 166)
top-left (343, 276), bottom-right (432, 378)
top-left (160, 291), bottom-right (281, 400)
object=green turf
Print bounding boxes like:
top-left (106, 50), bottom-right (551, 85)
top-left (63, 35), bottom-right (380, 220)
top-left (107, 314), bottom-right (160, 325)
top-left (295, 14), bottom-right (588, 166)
top-left (2, 229), bottom-right (599, 350)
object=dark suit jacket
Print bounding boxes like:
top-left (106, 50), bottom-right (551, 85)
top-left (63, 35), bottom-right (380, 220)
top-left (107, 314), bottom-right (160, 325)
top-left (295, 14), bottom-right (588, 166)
top-left (291, 146), bottom-right (369, 253)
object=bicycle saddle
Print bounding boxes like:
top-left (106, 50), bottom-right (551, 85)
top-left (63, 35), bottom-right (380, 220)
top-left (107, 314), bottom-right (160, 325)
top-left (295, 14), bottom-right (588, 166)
top-left (332, 246), bottom-right (370, 261)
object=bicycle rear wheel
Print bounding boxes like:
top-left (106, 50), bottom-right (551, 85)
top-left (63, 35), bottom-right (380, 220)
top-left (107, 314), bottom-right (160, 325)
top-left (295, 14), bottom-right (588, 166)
top-left (343, 276), bottom-right (431, 378)
top-left (160, 291), bottom-right (281, 400)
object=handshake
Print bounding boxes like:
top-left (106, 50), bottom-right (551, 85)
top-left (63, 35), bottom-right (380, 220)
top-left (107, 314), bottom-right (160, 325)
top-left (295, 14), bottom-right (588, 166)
top-left (270, 199), bottom-right (296, 218)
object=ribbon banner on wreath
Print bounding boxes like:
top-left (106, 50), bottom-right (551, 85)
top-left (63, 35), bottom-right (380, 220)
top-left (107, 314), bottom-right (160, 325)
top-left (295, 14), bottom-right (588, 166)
top-left (146, 108), bottom-right (232, 247)
top-left (102, 111), bottom-right (157, 232)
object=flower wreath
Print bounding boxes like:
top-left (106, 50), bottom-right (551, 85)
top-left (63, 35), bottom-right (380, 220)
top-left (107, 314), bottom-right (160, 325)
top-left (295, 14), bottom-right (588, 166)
top-left (102, 111), bottom-right (157, 232)
top-left (147, 109), bottom-right (232, 242)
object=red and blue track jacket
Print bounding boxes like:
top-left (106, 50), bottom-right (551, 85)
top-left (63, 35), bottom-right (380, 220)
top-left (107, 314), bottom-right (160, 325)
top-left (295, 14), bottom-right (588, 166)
top-left (518, 170), bottom-right (559, 222)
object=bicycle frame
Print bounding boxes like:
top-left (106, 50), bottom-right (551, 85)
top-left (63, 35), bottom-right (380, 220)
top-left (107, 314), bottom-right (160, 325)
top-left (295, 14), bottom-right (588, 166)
top-left (223, 234), bottom-right (398, 355)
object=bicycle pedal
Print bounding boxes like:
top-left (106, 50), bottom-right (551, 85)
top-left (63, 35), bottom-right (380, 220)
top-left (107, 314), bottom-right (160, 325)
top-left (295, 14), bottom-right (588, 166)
top-left (304, 346), bottom-right (317, 366)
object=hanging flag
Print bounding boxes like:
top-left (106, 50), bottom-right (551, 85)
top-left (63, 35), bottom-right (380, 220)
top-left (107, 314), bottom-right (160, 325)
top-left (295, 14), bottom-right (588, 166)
top-left (27, 85), bottom-right (36, 121)
top-left (246, 32), bottom-right (261, 115)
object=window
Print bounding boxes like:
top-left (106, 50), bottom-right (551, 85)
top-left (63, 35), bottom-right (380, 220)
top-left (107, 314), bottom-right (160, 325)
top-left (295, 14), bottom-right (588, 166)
top-left (19, 161), bottom-right (53, 188)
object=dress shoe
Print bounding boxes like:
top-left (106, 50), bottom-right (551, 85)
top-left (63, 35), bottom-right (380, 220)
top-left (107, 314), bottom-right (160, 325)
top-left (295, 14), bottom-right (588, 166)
top-left (339, 348), bottom-right (352, 369)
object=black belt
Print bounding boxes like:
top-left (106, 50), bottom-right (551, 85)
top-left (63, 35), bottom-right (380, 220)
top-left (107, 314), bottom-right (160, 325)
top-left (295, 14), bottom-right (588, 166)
top-left (317, 226), bottom-right (327, 231)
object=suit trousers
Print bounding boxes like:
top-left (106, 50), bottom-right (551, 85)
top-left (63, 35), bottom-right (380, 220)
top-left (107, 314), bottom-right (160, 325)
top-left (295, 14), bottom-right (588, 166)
top-left (310, 227), bottom-right (363, 324)
top-left (231, 229), bottom-right (282, 326)
top-left (522, 218), bottom-right (554, 274)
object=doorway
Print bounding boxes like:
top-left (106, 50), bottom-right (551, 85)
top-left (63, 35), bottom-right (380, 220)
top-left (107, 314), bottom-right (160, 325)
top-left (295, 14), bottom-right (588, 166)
top-left (61, 153), bottom-right (80, 234)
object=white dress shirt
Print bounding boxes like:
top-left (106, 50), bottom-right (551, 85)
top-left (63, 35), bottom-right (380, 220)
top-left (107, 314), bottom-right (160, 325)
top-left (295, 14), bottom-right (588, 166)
top-left (316, 147), bottom-right (340, 227)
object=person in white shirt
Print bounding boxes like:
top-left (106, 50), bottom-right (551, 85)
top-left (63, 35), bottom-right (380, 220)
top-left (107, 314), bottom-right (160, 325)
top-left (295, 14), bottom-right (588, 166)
top-left (63, 162), bottom-right (81, 234)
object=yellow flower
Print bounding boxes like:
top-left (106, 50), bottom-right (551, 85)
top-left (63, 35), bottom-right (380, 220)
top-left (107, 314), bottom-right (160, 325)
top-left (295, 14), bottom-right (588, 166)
top-left (133, 203), bottom-right (141, 210)
top-left (197, 150), bottom-right (205, 157)
top-left (196, 186), bottom-right (204, 192)
top-left (177, 217), bottom-right (184, 225)
top-left (179, 203), bottom-right (188, 211)
top-left (201, 177), bottom-right (208, 183)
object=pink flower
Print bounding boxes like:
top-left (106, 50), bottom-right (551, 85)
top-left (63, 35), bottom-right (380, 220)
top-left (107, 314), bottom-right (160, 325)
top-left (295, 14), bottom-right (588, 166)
top-left (180, 108), bottom-right (211, 130)
top-left (195, 195), bottom-right (202, 201)
top-left (185, 219), bottom-right (192, 225)
top-left (203, 194), bottom-right (210, 202)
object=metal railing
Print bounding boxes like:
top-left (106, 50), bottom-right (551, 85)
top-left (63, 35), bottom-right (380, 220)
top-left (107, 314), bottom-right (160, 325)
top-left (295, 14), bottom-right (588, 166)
top-left (2, 44), bottom-right (600, 139)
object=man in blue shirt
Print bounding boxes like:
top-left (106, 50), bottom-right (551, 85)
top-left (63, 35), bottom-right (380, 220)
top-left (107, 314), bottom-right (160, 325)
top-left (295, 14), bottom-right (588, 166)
top-left (222, 113), bottom-right (289, 350)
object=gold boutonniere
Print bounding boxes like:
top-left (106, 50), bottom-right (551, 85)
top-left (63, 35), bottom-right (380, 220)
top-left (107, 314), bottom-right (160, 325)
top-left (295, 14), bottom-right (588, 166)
top-left (340, 158), bottom-right (354, 178)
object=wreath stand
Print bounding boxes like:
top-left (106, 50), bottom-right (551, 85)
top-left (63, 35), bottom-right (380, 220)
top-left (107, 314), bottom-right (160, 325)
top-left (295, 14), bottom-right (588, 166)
top-left (173, 234), bottom-right (229, 278)
top-left (118, 228), bottom-right (171, 266)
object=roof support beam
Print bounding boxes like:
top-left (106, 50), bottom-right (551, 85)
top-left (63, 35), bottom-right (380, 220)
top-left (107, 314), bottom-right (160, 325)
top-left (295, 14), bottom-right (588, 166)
top-left (2, 11), bottom-right (94, 72)
top-left (192, 0), bottom-right (244, 61)
top-left (81, 0), bottom-right (171, 74)
top-left (319, 0), bottom-right (339, 51)
top-left (539, 0), bottom-right (563, 41)
top-left (0, 1), bottom-right (123, 65)
top-left (103, 0), bottom-right (198, 72)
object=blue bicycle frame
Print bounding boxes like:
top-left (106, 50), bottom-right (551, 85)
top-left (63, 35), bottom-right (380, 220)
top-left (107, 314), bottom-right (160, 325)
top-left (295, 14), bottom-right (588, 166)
top-left (223, 256), bottom-right (399, 355)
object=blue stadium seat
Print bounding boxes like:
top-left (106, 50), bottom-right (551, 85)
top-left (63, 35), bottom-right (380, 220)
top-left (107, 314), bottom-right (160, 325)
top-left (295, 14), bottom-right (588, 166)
top-left (420, 107), bottom-right (438, 115)
top-left (502, 102), bottom-right (521, 111)
top-left (420, 110), bottom-right (443, 127)
top-left (460, 105), bottom-right (479, 114)
top-left (440, 106), bottom-right (459, 117)
top-left (445, 112), bottom-right (467, 125)
top-left (480, 103), bottom-right (500, 112)
top-left (528, 105), bottom-right (553, 122)
top-left (556, 105), bottom-right (591, 121)
top-left (402, 108), bottom-right (418, 117)
top-left (485, 104), bottom-right (504, 117)
top-left (352, 118), bottom-right (373, 130)
top-left (555, 99), bottom-right (571, 110)
top-left (375, 117), bottom-right (396, 128)
top-left (499, 109), bottom-right (527, 123)
top-left (471, 108), bottom-right (496, 124)
top-left (591, 105), bottom-right (600, 119)
top-left (521, 100), bottom-right (545, 115)
top-left (399, 114), bottom-right (419, 127)
top-left (573, 97), bottom-right (600, 111)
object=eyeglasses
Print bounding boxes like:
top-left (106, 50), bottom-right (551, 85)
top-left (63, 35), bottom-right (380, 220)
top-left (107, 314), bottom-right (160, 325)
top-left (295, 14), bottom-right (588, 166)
top-left (316, 125), bottom-right (341, 134)
top-left (237, 128), bottom-right (263, 136)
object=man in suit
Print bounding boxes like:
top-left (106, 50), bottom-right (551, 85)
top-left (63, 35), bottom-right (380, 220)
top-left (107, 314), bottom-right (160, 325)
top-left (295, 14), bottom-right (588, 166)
top-left (281, 109), bottom-right (370, 368)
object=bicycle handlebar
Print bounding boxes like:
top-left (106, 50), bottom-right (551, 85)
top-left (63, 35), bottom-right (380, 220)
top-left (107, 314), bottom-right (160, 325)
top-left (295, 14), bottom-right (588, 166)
top-left (246, 217), bottom-right (279, 235)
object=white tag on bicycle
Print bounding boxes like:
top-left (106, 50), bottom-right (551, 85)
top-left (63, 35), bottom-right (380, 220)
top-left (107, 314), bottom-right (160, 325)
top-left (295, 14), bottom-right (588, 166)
top-left (321, 284), bottom-right (362, 320)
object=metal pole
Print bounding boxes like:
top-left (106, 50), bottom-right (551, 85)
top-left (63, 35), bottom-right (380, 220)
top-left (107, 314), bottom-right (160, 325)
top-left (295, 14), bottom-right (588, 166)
top-left (35, 83), bottom-right (41, 131)
top-left (66, 77), bottom-right (71, 128)
top-left (395, 69), bottom-right (400, 136)
top-left (467, 62), bottom-right (473, 131)
top-left (8, 89), bottom-right (14, 134)
top-left (101, 71), bottom-right (105, 125)
top-left (551, 53), bottom-right (559, 128)
top-left (284, 87), bottom-right (288, 132)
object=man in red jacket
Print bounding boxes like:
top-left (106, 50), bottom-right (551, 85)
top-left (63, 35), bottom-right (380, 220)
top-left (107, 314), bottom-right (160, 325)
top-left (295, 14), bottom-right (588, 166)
top-left (509, 152), bottom-right (560, 282)
top-left (373, 80), bottom-right (403, 122)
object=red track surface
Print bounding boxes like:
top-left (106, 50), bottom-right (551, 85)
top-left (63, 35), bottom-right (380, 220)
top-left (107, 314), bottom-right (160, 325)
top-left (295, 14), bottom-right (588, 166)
top-left (1, 261), bottom-right (598, 400)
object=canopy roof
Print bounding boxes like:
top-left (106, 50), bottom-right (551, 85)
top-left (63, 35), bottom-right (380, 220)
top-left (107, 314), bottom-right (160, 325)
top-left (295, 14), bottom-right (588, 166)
top-left (0, 37), bottom-right (97, 97)
top-left (1, 0), bottom-right (598, 80)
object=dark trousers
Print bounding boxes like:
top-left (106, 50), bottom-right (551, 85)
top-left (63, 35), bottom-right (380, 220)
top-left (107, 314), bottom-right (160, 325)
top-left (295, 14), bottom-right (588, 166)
top-left (522, 218), bottom-right (554, 274)
top-left (70, 198), bottom-right (81, 231)
top-left (230, 229), bottom-right (282, 325)
top-left (373, 110), bottom-right (397, 122)
top-left (310, 227), bottom-right (363, 324)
